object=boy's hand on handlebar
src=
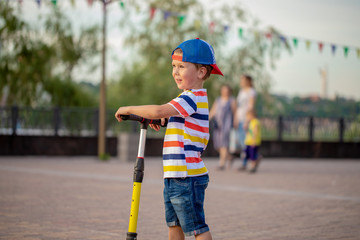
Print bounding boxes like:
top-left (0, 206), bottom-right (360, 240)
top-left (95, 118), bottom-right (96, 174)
top-left (115, 107), bottom-right (130, 122)
top-left (150, 118), bottom-right (167, 131)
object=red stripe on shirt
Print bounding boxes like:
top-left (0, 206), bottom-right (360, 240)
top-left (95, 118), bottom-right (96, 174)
top-left (185, 121), bottom-right (209, 133)
top-left (170, 100), bottom-right (189, 117)
top-left (192, 91), bottom-right (207, 96)
top-left (163, 141), bottom-right (184, 148)
top-left (186, 157), bottom-right (203, 163)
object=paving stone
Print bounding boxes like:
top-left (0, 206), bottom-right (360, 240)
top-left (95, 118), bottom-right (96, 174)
top-left (0, 156), bottom-right (359, 239)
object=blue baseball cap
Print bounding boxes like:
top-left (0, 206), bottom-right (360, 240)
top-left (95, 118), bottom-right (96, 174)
top-left (171, 38), bottom-right (223, 76)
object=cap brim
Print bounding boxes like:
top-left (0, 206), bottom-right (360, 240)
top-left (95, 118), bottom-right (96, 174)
top-left (210, 64), bottom-right (224, 76)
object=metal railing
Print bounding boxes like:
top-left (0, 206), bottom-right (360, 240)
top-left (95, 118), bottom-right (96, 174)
top-left (1, 106), bottom-right (359, 142)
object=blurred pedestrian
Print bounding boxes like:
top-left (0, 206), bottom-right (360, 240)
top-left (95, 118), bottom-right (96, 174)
top-left (209, 84), bottom-right (236, 170)
top-left (244, 110), bottom-right (262, 173)
top-left (234, 75), bottom-right (256, 170)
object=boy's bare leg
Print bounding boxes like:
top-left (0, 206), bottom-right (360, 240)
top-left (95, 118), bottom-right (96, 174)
top-left (169, 226), bottom-right (184, 240)
top-left (195, 231), bottom-right (212, 240)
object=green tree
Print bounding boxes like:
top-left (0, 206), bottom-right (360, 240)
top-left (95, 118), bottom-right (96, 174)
top-left (0, 2), bottom-right (99, 107)
top-left (107, 0), bottom-right (288, 113)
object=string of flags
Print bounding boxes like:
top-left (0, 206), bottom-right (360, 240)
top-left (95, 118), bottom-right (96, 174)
top-left (4, 0), bottom-right (360, 59)
top-left (11, 0), bottom-right (125, 9)
top-left (147, 6), bottom-right (360, 59)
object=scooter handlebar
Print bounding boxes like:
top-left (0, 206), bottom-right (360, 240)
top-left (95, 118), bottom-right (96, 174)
top-left (120, 114), bottom-right (168, 127)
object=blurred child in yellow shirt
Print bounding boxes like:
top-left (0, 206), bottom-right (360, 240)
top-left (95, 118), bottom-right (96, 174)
top-left (244, 110), bottom-right (262, 173)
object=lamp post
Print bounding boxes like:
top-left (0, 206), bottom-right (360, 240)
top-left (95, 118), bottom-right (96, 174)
top-left (98, 0), bottom-right (112, 158)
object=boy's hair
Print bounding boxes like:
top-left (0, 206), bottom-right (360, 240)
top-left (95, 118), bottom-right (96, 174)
top-left (173, 48), bottom-right (213, 80)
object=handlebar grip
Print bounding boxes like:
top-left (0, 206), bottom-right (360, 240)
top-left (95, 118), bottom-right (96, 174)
top-left (120, 114), bottom-right (168, 127)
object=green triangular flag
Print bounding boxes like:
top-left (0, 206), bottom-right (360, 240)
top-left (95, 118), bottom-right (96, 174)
top-left (344, 46), bottom-right (349, 57)
top-left (293, 38), bottom-right (298, 48)
top-left (239, 28), bottom-right (243, 38)
top-left (119, 1), bottom-right (125, 9)
top-left (357, 49), bottom-right (360, 59)
top-left (178, 15), bottom-right (185, 26)
top-left (70, 0), bottom-right (75, 6)
top-left (51, 0), bottom-right (57, 6)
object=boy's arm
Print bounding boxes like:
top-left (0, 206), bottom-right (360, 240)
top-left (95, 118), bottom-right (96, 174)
top-left (115, 104), bottom-right (178, 123)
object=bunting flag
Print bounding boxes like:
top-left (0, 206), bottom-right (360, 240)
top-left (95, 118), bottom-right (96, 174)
top-left (306, 40), bottom-right (311, 50)
top-left (209, 22), bottom-right (215, 34)
top-left (357, 49), bottom-right (360, 59)
top-left (293, 38), bottom-right (298, 48)
top-left (194, 19), bottom-right (201, 30)
top-left (178, 15), bottom-right (185, 26)
top-left (265, 32), bottom-right (272, 40)
top-left (70, 0), bottom-right (75, 6)
top-left (18, 0), bottom-right (23, 5)
top-left (318, 42), bottom-right (324, 53)
top-left (224, 25), bottom-right (229, 33)
top-left (344, 47), bottom-right (349, 57)
top-left (87, 0), bottom-right (93, 7)
top-left (36, 0), bottom-right (41, 8)
top-left (51, 0), bottom-right (57, 6)
top-left (331, 45), bottom-right (337, 55)
top-left (150, 7), bottom-right (156, 19)
top-left (280, 35), bottom-right (286, 44)
top-left (238, 28), bottom-right (243, 38)
top-left (163, 11), bottom-right (171, 21)
top-left (119, 1), bottom-right (125, 9)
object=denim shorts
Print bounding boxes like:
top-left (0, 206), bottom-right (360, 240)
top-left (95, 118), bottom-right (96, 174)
top-left (163, 174), bottom-right (210, 236)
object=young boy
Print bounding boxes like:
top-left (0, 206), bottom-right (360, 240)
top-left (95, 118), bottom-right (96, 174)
top-left (115, 38), bottom-right (223, 240)
top-left (243, 110), bottom-right (262, 173)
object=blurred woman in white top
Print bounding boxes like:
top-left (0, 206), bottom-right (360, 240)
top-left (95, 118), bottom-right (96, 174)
top-left (234, 75), bottom-right (256, 170)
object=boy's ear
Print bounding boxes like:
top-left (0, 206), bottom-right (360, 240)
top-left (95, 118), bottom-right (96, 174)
top-left (198, 66), bottom-right (207, 80)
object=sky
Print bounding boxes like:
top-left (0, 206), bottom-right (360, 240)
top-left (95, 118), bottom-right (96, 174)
top-left (13, 0), bottom-right (360, 100)
top-left (237, 0), bottom-right (360, 99)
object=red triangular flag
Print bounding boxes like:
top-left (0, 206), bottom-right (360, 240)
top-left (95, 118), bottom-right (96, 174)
top-left (265, 32), bottom-right (272, 40)
top-left (150, 7), bottom-right (156, 19)
top-left (318, 42), bottom-right (324, 53)
top-left (87, 0), bottom-right (93, 7)
top-left (209, 22), bottom-right (215, 34)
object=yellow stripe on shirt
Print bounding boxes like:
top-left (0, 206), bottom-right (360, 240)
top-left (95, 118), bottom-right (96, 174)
top-left (164, 166), bottom-right (208, 176)
top-left (166, 128), bottom-right (208, 145)
top-left (197, 102), bottom-right (208, 109)
top-left (187, 167), bottom-right (208, 176)
top-left (165, 128), bottom-right (184, 136)
top-left (184, 133), bottom-right (209, 145)
top-left (163, 165), bottom-right (187, 172)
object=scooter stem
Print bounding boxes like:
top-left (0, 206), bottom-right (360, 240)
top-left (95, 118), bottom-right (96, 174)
top-left (126, 123), bottom-right (147, 240)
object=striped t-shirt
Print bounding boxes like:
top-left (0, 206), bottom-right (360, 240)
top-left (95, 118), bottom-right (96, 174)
top-left (163, 89), bottom-right (209, 178)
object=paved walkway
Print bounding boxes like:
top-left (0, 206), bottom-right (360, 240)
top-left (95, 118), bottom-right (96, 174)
top-left (0, 156), bottom-right (359, 240)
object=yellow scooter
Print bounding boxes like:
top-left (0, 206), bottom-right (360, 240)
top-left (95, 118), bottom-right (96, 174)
top-left (120, 114), bottom-right (167, 240)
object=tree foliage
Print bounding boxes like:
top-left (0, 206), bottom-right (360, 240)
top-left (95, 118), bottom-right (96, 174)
top-left (0, 2), bottom-right (99, 107)
top-left (108, 0), bottom-right (288, 114)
